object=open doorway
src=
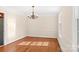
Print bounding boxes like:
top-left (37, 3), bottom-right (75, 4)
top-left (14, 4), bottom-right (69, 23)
top-left (0, 13), bottom-right (4, 46)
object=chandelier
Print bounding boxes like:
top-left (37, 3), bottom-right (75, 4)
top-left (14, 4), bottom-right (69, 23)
top-left (28, 6), bottom-right (38, 19)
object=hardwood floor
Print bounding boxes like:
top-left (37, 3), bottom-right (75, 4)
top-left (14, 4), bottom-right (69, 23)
top-left (0, 36), bottom-right (61, 52)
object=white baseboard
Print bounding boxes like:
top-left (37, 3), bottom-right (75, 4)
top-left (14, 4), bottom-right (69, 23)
top-left (27, 35), bottom-right (57, 38)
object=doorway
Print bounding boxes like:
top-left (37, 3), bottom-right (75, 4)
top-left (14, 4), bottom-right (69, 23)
top-left (0, 13), bottom-right (4, 46)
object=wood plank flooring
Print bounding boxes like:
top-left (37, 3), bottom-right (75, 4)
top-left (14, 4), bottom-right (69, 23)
top-left (0, 36), bottom-right (61, 52)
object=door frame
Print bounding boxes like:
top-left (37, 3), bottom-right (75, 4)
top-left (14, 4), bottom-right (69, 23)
top-left (72, 7), bottom-right (78, 51)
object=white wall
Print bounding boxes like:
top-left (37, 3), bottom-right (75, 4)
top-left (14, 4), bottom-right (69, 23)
top-left (0, 7), bottom-right (28, 45)
top-left (58, 7), bottom-right (73, 52)
top-left (27, 16), bottom-right (58, 38)
top-left (16, 14), bottom-right (28, 40)
top-left (5, 13), bottom-right (28, 45)
top-left (4, 12), bottom-right (16, 45)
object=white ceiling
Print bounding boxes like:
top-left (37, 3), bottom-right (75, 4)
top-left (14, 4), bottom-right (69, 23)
top-left (0, 6), bottom-right (61, 16)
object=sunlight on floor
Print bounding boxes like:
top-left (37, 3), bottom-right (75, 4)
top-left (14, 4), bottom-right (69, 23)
top-left (18, 41), bottom-right (49, 46)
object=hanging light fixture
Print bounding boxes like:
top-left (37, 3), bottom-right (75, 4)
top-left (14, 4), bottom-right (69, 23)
top-left (28, 6), bottom-right (38, 19)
